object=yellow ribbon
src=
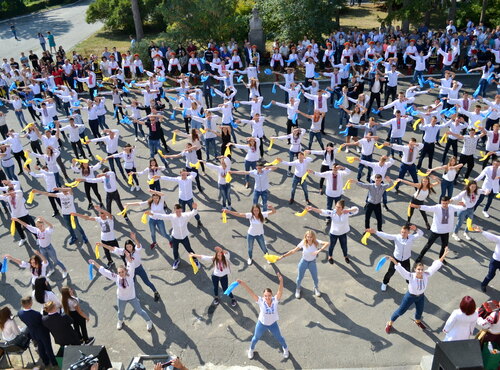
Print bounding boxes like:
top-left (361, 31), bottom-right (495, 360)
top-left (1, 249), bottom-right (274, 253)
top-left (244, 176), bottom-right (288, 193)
top-left (189, 256), bottom-right (199, 274)
top-left (464, 178), bottom-right (470, 185)
top-left (24, 150), bottom-right (29, 159)
top-left (295, 208), bottom-right (308, 217)
top-left (95, 155), bottom-right (105, 162)
top-left (141, 212), bottom-right (148, 224)
top-left (224, 146), bottom-right (231, 157)
top-left (413, 118), bottom-right (421, 131)
top-left (375, 143), bottom-right (384, 149)
top-left (385, 181), bottom-right (397, 192)
top-left (172, 132), bottom-right (177, 144)
top-left (407, 203), bottom-right (412, 217)
top-left (64, 180), bottom-right (80, 188)
top-left (343, 180), bottom-right (351, 190)
top-left (128, 174), bottom-right (134, 185)
top-left (70, 215), bottom-right (77, 229)
top-left (267, 139), bottom-right (275, 151)
top-left (94, 243), bottom-right (100, 259)
top-left (199, 128), bottom-right (207, 134)
top-left (466, 218), bottom-right (474, 232)
top-left (264, 159), bottom-right (280, 166)
top-left (361, 232), bottom-right (371, 245)
top-left (23, 156), bottom-right (32, 169)
top-left (148, 178), bottom-right (155, 185)
top-left (337, 147), bottom-right (342, 153)
top-left (75, 158), bottom-right (89, 164)
top-left (189, 161), bottom-right (201, 170)
top-left (417, 170), bottom-right (429, 177)
top-left (158, 149), bottom-right (164, 157)
top-left (439, 132), bottom-right (448, 144)
top-left (473, 120), bottom-right (481, 128)
top-left (496, 193), bottom-right (500, 199)
top-left (263, 253), bottom-right (280, 263)
top-left (300, 172), bottom-right (309, 184)
top-left (479, 152), bottom-right (492, 162)
top-left (10, 220), bottom-right (16, 236)
top-left (222, 212), bottom-right (227, 223)
top-left (225, 172), bottom-right (232, 183)
top-left (21, 123), bottom-right (35, 132)
top-left (27, 190), bottom-right (35, 204)
top-left (346, 156), bottom-right (356, 164)
top-left (117, 208), bottom-right (128, 216)
top-left (102, 77), bottom-right (111, 82)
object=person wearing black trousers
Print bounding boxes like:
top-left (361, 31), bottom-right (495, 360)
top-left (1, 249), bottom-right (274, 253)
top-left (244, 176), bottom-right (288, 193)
top-left (60, 286), bottom-right (94, 344)
top-left (353, 175), bottom-right (393, 232)
top-left (0, 185), bottom-right (35, 246)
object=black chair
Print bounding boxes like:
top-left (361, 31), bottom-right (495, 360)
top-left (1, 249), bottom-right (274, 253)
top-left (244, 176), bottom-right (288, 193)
top-left (0, 331), bottom-right (35, 368)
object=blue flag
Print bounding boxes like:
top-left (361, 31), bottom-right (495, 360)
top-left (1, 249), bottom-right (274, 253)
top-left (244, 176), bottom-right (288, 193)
top-left (89, 264), bottom-right (94, 280)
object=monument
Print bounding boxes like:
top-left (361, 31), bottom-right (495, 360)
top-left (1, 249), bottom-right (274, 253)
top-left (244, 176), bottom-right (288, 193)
top-left (248, 8), bottom-right (265, 53)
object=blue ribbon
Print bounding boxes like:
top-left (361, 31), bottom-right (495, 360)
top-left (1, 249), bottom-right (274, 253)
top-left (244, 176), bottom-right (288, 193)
top-left (0, 101), bottom-right (4, 107)
top-left (224, 281), bottom-right (239, 295)
top-left (170, 111), bottom-right (176, 120)
top-left (210, 88), bottom-right (216, 97)
top-left (403, 55), bottom-right (407, 64)
top-left (185, 72), bottom-right (191, 77)
top-left (339, 128), bottom-right (349, 136)
top-left (264, 68), bottom-right (272, 75)
top-left (343, 64), bottom-right (350, 72)
top-left (1, 257), bottom-right (8, 273)
top-left (375, 256), bottom-right (388, 272)
top-left (122, 86), bottom-right (129, 94)
top-left (487, 74), bottom-right (495, 84)
top-left (462, 66), bottom-right (469, 74)
top-left (472, 84), bottom-right (481, 98)
top-left (234, 102), bottom-right (240, 108)
top-left (230, 120), bottom-right (238, 128)
top-left (272, 84), bottom-right (276, 94)
top-left (236, 75), bottom-right (244, 83)
top-left (170, 96), bottom-right (177, 102)
top-left (120, 116), bottom-right (132, 124)
top-left (9, 82), bottom-right (17, 91)
top-left (201, 75), bottom-right (209, 82)
top-left (418, 76), bottom-right (425, 88)
top-left (89, 264), bottom-right (94, 280)
top-left (113, 106), bottom-right (118, 118)
top-left (158, 76), bottom-right (166, 82)
top-left (72, 100), bottom-right (81, 107)
top-left (200, 57), bottom-right (206, 64)
top-left (292, 113), bottom-right (298, 124)
top-left (93, 89), bottom-right (98, 97)
top-left (355, 60), bottom-right (365, 66)
top-left (285, 58), bottom-right (296, 64)
top-left (182, 108), bottom-right (188, 118)
top-left (426, 80), bottom-right (435, 89)
top-left (263, 102), bottom-right (272, 109)
top-left (297, 91), bottom-right (302, 99)
top-left (371, 108), bottom-right (380, 114)
top-left (73, 79), bottom-right (78, 88)
top-left (314, 72), bottom-right (320, 79)
top-left (375, 57), bottom-right (384, 64)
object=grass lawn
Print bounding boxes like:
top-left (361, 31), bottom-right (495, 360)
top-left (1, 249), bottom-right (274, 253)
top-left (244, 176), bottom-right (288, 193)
top-left (70, 30), bottom-right (135, 55)
top-left (339, 2), bottom-right (401, 30)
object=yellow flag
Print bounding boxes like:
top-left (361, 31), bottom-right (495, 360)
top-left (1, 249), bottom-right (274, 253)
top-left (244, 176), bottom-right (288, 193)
top-left (267, 139), bottom-right (275, 151)
top-left (479, 152), bottom-right (491, 162)
top-left (264, 159), bottom-right (279, 166)
top-left (117, 208), bottom-right (127, 216)
top-left (439, 132), bottom-right (448, 144)
top-left (417, 170), bottom-right (429, 177)
top-left (148, 178), bottom-right (155, 185)
top-left (189, 256), bottom-right (199, 274)
top-left (361, 232), bottom-right (371, 245)
top-left (224, 146), bottom-right (231, 157)
top-left (70, 215), bottom-right (77, 229)
top-left (94, 243), bottom-right (100, 259)
top-left (413, 119), bottom-right (421, 131)
top-left (27, 190), bottom-right (35, 204)
top-left (10, 220), bottom-right (16, 236)
top-left (141, 212), bottom-right (148, 224)
top-left (199, 128), bottom-right (207, 134)
top-left (225, 172), bottom-right (232, 183)
top-left (263, 253), bottom-right (280, 263)
top-left (222, 212), bottom-right (227, 223)
top-left (466, 218), bottom-right (474, 232)
top-left (172, 132), bottom-right (177, 144)
top-left (346, 156), bottom-right (356, 164)
top-left (375, 143), bottom-right (384, 149)
top-left (295, 208), bottom-right (308, 217)
top-left (343, 180), bottom-right (351, 190)
top-left (189, 161), bottom-right (201, 170)
top-left (300, 172), bottom-right (309, 184)
top-left (385, 181), bottom-right (398, 192)
top-left (128, 174), bottom-right (134, 185)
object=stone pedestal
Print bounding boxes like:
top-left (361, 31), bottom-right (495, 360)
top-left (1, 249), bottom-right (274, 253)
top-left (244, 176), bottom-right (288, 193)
top-left (248, 8), bottom-right (265, 52)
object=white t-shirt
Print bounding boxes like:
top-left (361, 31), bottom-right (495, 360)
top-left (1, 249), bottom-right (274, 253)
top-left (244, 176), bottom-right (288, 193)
top-left (20, 260), bottom-right (48, 285)
top-left (56, 193), bottom-right (77, 215)
top-left (201, 252), bottom-right (231, 277)
top-left (257, 296), bottom-right (279, 325)
top-left (245, 211), bottom-right (270, 236)
top-left (95, 217), bottom-right (116, 241)
top-left (297, 240), bottom-right (324, 262)
top-left (25, 226), bottom-right (53, 249)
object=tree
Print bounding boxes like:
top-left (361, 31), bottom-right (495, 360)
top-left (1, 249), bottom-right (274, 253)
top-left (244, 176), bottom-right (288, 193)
top-left (131, 0), bottom-right (144, 41)
top-left (257, 0), bottom-right (342, 42)
top-left (448, 0), bottom-right (457, 22)
top-left (480, 0), bottom-right (487, 24)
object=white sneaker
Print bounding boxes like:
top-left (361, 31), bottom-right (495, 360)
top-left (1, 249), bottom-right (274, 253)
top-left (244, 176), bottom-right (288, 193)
top-left (135, 186), bottom-right (141, 191)
top-left (356, 146), bottom-right (361, 153)
top-left (344, 147), bottom-right (349, 153)
top-left (62, 271), bottom-right (68, 279)
top-left (483, 210), bottom-right (490, 218)
top-left (283, 347), bottom-right (289, 359)
top-left (46, 269), bottom-right (55, 278)
top-left (314, 287), bottom-right (321, 297)
top-left (380, 283), bottom-right (387, 291)
top-left (117, 321), bottom-right (123, 330)
top-left (452, 233), bottom-right (461, 242)
top-left (463, 232), bottom-right (472, 241)
top-left (18, 239), bottom-right (26, 246)
top-left (146, 320), bottom-right (153, 332)
top-left (295, 288), bottom-right (301, 299)
top-left (135, 137), bottom-right (138, 142)
top-left (130, 185), bottom-right (135, 191)
top-left (248, 348), bottom-right (254, 359)
top-left (247, 258), bottom-right (253, 265)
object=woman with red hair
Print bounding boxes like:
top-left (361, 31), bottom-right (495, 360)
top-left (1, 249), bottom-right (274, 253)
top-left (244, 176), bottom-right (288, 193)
top-left (442, 296), bottom-right (478, 341)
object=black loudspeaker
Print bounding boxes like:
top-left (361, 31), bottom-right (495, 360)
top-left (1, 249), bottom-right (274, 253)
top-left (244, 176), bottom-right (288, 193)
top-left (62, 345), bottom-right (112, 370)
top-left (432, 340), bottom-right (483, 370)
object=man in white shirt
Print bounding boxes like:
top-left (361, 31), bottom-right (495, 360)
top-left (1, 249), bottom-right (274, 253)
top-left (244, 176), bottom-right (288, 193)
top-left (90, 129), bottom-right (126, 180)
top-left (416, 117), bottom-right (448, 170)
top-left (279, 152), bottom-right (312, 205)
top-left (385, 138), bottom-right (423, 190)
top-left (413, 196), bottom-right (465, 263)
top-left (148, 203), bottom-right (200, 270)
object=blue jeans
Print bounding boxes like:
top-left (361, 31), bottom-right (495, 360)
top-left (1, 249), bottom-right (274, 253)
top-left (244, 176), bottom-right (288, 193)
top-left (179, 198), bottom-right (200, 220)
top-left (396, 163), bottom-right (418, 190)
top-left (251, 321), bottom-right (287, 350)
top-left (329, 233), bottom-right (348, 257)
top-left (62, 214), bottom-right (87, 242)
top-left (308, 131), bottom-right (324, 150)
top-left (476, 192), bottom-right (497, 212)
top-left (204, 137), bottom-right (217, 160)
top-left (253, 190), bottom-right (268, 211)
top-left (357, 154), bottom-right (373, 181)
top-left (439, 179), bottom-right (454, 201)
top-left (296, 258), bottom-right (319, 288)
top-left (454, 207), bottom-right (474, 233)
top-left (482, 259), bottom-right (500, 288)
top-left (326, 196), bottom-right (341, 213)
top-left (97, 115), bottom-right (109, 130)
top-left (148, 139), bottom-right (160, 159)
top-left (107, 153), bottom-right (125, 176)
top-left (15, 110), bottom-right (27, 128)
top-left (2, 165), bottom-right (18, 181)
top-left (339, 109), bottom-right (348, 127)
top-left (390, 137), bottom-right (403, 157)
top-left (291, 175), bottom-right (309, 201)
top-left (245, 160), bottom-right (257, 184)
top-left (412, 70), bottom-right (423, 84)
top-left (479, 78), bottom-right (488, 98)
top-left (134, 264), bottom-right (157, 293)
top-left (247, 234), bottom-right (267, 259)
top-left (219, 183), bottom-right (231, 208)
top-left (39, 244), bottom-right (67, 272)
top-left (148, 218), bottom-right (172, 243)
top-left (117, 297), bottom-right (150, 322)
top-left (390, 291), bottom-right (425, 322)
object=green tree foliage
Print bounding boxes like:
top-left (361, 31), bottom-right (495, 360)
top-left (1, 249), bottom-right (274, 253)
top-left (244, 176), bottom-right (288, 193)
top-left (456, 0), bottom-right (500, 28)
top-left (0, 0), bottom-right (27, 19)
top-left (256, 0), bottom-right (342, 41)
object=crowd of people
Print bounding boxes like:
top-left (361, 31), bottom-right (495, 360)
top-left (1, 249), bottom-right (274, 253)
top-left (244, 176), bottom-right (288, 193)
top-left (0, 15), bottom-right (500, 368)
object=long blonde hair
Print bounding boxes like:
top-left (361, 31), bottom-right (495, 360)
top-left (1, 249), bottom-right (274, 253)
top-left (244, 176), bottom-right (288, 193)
top-left (303, 230), bottom-right (318, 247)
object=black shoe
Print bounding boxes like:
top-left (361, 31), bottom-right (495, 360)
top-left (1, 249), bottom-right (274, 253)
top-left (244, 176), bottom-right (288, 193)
top-left (87, 203), bottom-right (93, 210)
top-left (383, 204), bottom-right (389, 211)
top-left (212, 297), bottom-right (220, 306)
top-left (289, 198), bottom-right (294, 204)
top-left (344, 256), bottom-right (350, 264)
top-left (481, 285), bottom-right (487, 293)
top-left (52, 211), bottom-right (59, 217)
top-left (154, 292), bottom-right (160, 302)
top-left (197, 220), bottom-right (203, 229)
top-left (85, 337), bottom-right (95, 345)
top-left (328, 258), bottom-right (334, 265)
